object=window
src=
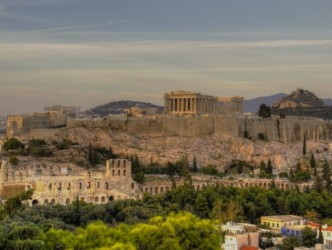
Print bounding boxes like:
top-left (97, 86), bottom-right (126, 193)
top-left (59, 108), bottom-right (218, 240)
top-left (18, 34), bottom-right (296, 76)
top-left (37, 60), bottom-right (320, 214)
top-left (123, 170), bottom-right (126, 176)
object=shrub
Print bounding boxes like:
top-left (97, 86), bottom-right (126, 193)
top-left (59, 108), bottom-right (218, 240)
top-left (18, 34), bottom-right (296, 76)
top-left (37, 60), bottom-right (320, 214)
top-left (3, 138), bottom-right (24, 151)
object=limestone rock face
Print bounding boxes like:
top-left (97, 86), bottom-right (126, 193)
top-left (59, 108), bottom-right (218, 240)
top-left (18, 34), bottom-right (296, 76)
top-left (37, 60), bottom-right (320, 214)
top-left (50, 127), bottom-right (328, 172)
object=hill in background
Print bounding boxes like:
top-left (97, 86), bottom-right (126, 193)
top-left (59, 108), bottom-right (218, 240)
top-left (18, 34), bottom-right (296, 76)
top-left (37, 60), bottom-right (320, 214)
top-left (85, 101), bottom-right (164, 117)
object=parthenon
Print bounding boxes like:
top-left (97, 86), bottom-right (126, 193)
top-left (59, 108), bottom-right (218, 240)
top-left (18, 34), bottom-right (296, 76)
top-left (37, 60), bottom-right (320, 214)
top-left (164, 90), bottom-right (243, 115)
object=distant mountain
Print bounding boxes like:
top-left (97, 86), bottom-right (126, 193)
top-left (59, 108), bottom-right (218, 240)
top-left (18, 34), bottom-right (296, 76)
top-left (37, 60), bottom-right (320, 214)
top-left (86, 101), bottom-right (164, 117)
top-left (243, 93), bottom-right (286, 113)
top-left (271, 88), bottom-right (325, 109)
top-left (244, 93), bottom-right (332, 113)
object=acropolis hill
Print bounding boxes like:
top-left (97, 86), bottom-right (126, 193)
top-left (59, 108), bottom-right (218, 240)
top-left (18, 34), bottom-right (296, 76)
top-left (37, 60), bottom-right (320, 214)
top-left (4, 90), bottom-right (332, 171)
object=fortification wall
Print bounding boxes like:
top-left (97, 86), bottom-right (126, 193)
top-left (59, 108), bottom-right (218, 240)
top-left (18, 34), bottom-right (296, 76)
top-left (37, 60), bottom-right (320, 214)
top-left (68, 116), bottom-right (332, 143)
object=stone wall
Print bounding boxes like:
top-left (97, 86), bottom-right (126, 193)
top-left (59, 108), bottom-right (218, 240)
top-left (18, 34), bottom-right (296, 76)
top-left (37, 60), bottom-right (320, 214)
top-left (68, 116), bottom-right (332, 143)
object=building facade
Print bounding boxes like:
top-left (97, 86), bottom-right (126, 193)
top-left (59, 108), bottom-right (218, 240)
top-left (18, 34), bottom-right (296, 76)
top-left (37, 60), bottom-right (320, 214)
top-left (261, 215), bottom-right (305, 231)
top-left (164, 90), bottom-right (243, 115)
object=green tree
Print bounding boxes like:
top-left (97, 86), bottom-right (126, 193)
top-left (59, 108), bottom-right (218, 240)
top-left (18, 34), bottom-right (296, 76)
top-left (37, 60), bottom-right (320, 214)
top-left (318, 225), bottom-right (324, 244)
top-left (276, 236), bottom-right (302, 250)
top-left (3, 138), bottom-right (24, 151)
top-left (267, 159), bottom-right (273, 174)
top-left (303, 135), bottom-right (307, 156)
top-left (192, 156), bottom-right (198, 173)
top-left (8, 155), bottom-right (19, 165)
top-left (237, 162), bottom-right (243, 174)
top-left (194, 193), bottom-right (210, 218)
top-left (301, 226), bottom-right (317, 247)
top-left (310, 153), bottom-right (316, 176)
top-left (322, 160), bottom-right (331, 188)
top-left (133, 172), bottom-right (145, 184)
top-left (28, 139), bottom-right (46, 148)
top-left (258, 104), bottom-right (271, 118)
top-left (314, 176), bottom-right (324, 193)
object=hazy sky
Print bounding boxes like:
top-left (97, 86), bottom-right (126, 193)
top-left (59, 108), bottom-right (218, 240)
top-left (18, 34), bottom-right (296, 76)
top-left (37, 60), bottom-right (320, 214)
top-left (1, 0), bottom-right (332, 115)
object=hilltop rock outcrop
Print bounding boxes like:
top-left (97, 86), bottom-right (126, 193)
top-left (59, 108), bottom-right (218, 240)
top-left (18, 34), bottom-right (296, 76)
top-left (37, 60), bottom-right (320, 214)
top-left (50, 127), bottom-right (329, 172)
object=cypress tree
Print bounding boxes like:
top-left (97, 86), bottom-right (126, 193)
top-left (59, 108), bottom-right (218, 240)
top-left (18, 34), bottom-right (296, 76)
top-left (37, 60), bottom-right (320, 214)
top-left (267, 159), bottom-right (273, 174)
top-left (260, 161), bottom-right (266, 172)
top-left (88, 143), bottom-right (92, 163)
top-left (318, 225), bottom-right (324, 244)
top-left (289, 169), bottom-right (295, 182)
top-left (193, 156), bottom-right (198, 173)
top-left (303, 135), bottom-right (307, 156)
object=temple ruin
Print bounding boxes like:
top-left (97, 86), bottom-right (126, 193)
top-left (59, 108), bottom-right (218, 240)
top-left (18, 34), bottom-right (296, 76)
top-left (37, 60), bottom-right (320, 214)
top-left (164, 90), bottom-right (243, 115)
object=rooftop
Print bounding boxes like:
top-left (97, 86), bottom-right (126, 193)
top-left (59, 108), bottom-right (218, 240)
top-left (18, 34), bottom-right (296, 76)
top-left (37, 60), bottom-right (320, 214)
top-left (261, 215), bottom-right (304, 222)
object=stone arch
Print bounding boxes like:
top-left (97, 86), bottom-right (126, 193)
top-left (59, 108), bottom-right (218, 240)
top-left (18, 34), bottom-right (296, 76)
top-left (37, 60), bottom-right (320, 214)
top-left (44, 199), bottom-right (48, 205)
top-left (58, 183), bottom-right (62, 190)
top-left (67, 183), bottom-right (71, 190)
top-left (81, 197), bottom-right (85, 201)
top-left (94, 197), bottom-right (99, 202)
top-left (140, 188), bottom-right (143, 192)
top-left (105, 183), bottom-right (109, 190)
top-left (101, 196), bottom-right (105, 203)
top-left (19, 172), bottom-right (23, 182)
top-left (32, 199), bottom-right (39, 206)
top-left (124, 160), bottom-right (126, 168)
top-left (79, 182), bottom-right (82, 189)
top-left (49, 183), bottom-right (52, 190)
top-left (166, 187), bottom-right (170, 192)
top-left (263, 183), bottom-right (267, 189)
top-left (150, 188), bottom-right (153, 194)
top-left (160, 187), bottom-right (164, 193)
top-left (11, 172), bottom-right (14, 181)
top-left (131, 183), bottom-right (134, 189)
top-left (87, 182), bottom-right (91, 189)
top-left (118, 161), bottom-right (120, 168)
top-left (197, 185), bottom-right (200, 191)
top-left (58, 198), bottom-right (63, 204)
top-left (123, 170), bottom-right (126, 176)
top-left (118, 170), bottom-right (120, 176)
top-left (51, 199), bottom-right (56, 205)
top-left (145, 188), bottom-right (148, 192)
top-left (66, 198), bottom-right (71, 204)
top-left (155, 187), bottom-right (158, 194)
top-left (88, 171), bottom-right (91, 178)
top-left (87, 197), bottom-right (92, 202)
top-left (109, 196), bottom-right (114, 201)
top-left (97, 182), bottom-right (100, 188)
top-left (245, 183), bottom-right (248, 188)
top-left (112, 170), bottom-right (115, 176)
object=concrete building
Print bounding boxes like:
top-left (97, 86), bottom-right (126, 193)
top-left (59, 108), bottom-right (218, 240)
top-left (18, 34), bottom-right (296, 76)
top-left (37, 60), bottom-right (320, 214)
top-left (222, 222), bottom-right (260, 250)
top-left (164, 90), bottom-right (243, 115)
top-left (319, 225), bottom-right (332, 248)
top-left (261, 215), bottom-right (305, 231)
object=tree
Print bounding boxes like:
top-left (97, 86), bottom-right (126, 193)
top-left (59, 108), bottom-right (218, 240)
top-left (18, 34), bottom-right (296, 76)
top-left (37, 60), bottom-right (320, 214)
top-left (133, 172), bottom-right (145, 184)
top-left (8, 156), bottom-right (19, 165)
top-left (192, 156), bottom-right (198, 173)
top-left (267, 159), bottom-right (273, 174)
top-left (322, 160), bottom-right (331, 188)
top-left (303, 135), bottom-right (307, 156)
top-left (260, 161), bottom-right (267, 172)
top-left (289, 169), bottom-right (295, 182)
top-left (237, 162), bottom-right (243, 174)
top-left (301, 226), bottom-right (317, 247)
top-left (310, 153), bottom-right (316, 176)
top-left (304, 210), bottom-right (320, 223)
top-left (276, 236), bottom-right (302, 250)
top-left (318, 225), bottom-right (324, 244)
top-left (194, 193), bottom-right (210, 218)
top-left (3, 138), bottom-right (24, 151)
top-left (314, 176), bottom-right (324, 193)
top-left (258, 104), bottom-right (271, 118)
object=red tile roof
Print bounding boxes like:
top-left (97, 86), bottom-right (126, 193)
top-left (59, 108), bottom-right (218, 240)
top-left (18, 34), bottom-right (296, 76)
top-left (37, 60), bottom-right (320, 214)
top-left (322, 226), bottom-right (332, 232)
top-left (305, 222), bottom-right (320, 227)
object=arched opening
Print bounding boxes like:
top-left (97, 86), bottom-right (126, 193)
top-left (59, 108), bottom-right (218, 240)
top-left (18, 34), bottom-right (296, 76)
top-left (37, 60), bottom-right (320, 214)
top-left (117, 161), bottom-right (120, 168)
top-left (124, 160), bottom-right (126, 168)
top-left (155, 187), bottom-right (158, 194)
top-left (97, 182), bottom-right (100, 188)
top-left (145, 188), bottom-right (148, 192)
top-left (32, 200), bottom-right (39, 206)
top-left (5, 173), bottom-right (8, 182)
top-left (81, 197), bottom-right (85, 201)
top-left (88, 171), bottom-right (91, 178)
top-left (19, 173), bottom-right (22, 182)
top-left (118, 170), bottom-right (120, 176)
top-left (160, 187), bottom-right (164, 193)
top-left (58, 198), bottom-right (63, 204)
top-left (12, 173), bottom-right (15, 182)
top-left (94, 197), bottom-right (99, 202)
top-left (87, 182), bottom-right (91, 189)
top-left (49, 183), bottom-right (52, 190)
top-left (51, 199), bottom-right (55, 205)
top-left (67, 183), bottom-right (71, 190)
top-left (79, 182), bottom-right (82, 189)
top-left (109, 196), bottom-right (114, 201)
top-left (44, 199), bottom-right (48, 205)
top-left (58, 183), bottom-right (62, 190)
top-left (112, 170), bottom-right (114, 176)
top-left (150, 188), bottom-right (153, 194)
top-left (197, 185), bottom-right (200, 191)
top-left (123, 170), bottom-right (126, 176)
top-left (66, 198), bottom-right (70, 204)
top-left (131, 183), bottom-right (134, 189)
top-left (105, 183), bottom-right (109, 190)
top-left (112, 161), bottom-right (115, 168)
top-left (88, 197), bottom-right (92, 202)
top-left (166, 187), bottom-right (169, 192)
top-left (101, 197), bottom-right (105, 203)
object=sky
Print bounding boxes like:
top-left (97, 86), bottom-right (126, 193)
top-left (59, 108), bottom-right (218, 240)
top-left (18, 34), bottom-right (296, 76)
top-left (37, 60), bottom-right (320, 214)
top-left (1, 0), bottom-right (332, 115)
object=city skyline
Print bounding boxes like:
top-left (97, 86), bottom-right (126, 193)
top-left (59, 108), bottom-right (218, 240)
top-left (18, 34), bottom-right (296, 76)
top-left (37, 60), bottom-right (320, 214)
top-left (1, 0), bottom-right (332, 115)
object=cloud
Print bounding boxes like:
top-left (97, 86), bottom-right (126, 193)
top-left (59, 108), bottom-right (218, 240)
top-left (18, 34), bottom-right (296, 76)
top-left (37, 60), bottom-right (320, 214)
top-left (107, 20), bottom-right (130, 25)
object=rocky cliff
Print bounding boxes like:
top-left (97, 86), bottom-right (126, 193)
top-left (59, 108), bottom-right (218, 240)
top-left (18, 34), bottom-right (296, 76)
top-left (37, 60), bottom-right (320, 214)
top-left (50, 126), bottom-right (330, 172)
